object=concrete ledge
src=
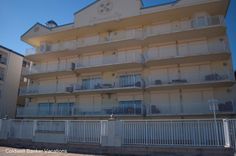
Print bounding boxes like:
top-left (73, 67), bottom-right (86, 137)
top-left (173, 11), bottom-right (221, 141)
top-left (0, 139), bottom-right (234, 156)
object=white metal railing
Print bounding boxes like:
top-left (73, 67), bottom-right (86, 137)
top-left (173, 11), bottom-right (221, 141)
top-left (19, 75), bottom-right (143, 96)
top-left (23, 52), bottom-right (143, 76)
top-left (8, 120), bottom-right (34, 140)
top-left (36, 121), bottom-right (65, 133)
top-left (25, 15), bottom-right (224, 56)
top-left (16, 102), bottom-right (144, 117)
top-left (23, 62), bottom-right (73, 75)
top-left (1, 119), bottom-right (236, 148)
top-left (228, 119), bottom-right (236, 150)
top-left (25, 29), bottom-right (142, 55)
top-left (145, 15), bottom-right (224, 38)
top-left (145, 37), bottom-right (229, 62)
top-left (68, 121), bottom-right (101, 144)
top-left (16, 105), bottom-right (74, 117)
top-left (76, 53), bottom-right (142, 69)
top-left (122, 120), bottom-right (225, 146)
top-left (19, 84), bottom-right (69, 96)
top-left (148, 72), bottom-right (233, 88)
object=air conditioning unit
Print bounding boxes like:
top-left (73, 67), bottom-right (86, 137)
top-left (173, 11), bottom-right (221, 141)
top-left (71, 63), bottom-right (75, 70)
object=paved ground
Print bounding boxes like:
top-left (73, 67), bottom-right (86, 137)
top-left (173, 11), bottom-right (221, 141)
top-left (0, 146), bottom-right (100, 156)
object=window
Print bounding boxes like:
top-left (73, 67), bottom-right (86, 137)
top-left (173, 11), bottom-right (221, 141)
top-left (119, 74), bottom-right (141, 87)
top-left (195, 16), bottom-right (207, 27)
top-left (38, 103), bottom-right (53, 116)
top-left (57, 103), bottom-right (74, 116)
top-left (116, 100), bottom-right (142, 115)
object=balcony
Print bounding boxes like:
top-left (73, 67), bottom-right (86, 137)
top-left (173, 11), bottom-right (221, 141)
top-left (19, 76), bottom-right (144, 97)
top-left (23, 53), bottom-right (143, 77)
top-left (22, 62), bottom-right (74, 78)
top-left (145, 37), bottom-right (230, 66)
top-left (19, 84), bottom-right (71, 97)
top-left (75, 53), bottom-right (143, 73)
top-left (16, 102), bottom-right (144, 118)
top-left (16, 99), bottom-right (235, 118)
top-left (144, 15), bottom-right (225, 45)
top-left (148, 100), bottom-right (236, 116)
top-left (146, 73), bottom-right (235, 91)
top-left (72, 80), bottom-right (143, 94)
top-left (25, 15), bottom-right (225, 61)
top-left (25, 29), bottom-right (143, 59)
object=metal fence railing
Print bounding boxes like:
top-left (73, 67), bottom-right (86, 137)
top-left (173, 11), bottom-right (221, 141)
top-left (68, 120), bottom-right (101, 144)
top-left (122, 120), bottom-right (225, 146)
top-left (1, 119), bottom-right (236, 149)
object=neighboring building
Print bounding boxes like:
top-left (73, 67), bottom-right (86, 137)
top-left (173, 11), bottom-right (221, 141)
top-left (17, 0), bottom-right (235, 119)
top-left (16, 59), bottom-right (31, 107)
top-left (0, 45), bottom-right (24, 118)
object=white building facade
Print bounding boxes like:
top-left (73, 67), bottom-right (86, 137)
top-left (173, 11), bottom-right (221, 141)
top-left (18, 0), bottom-right (235, 119)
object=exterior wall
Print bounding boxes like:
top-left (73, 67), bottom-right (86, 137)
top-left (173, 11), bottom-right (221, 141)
top-left (19, 0), bottom-right (234, 119)
top-left (74, 0), bottom-right (142, 27)
top-left (0, 48), bottom-right (23, 118)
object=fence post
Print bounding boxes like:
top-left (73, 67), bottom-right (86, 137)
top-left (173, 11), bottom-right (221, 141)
top-left (0, 119), bottom-right (2, 133)
top-left (65, 120), bottom-right (70, 143)
top-left (101, 119), bottom-right (122, 147)
top-left (223, 119), bottom-right (231, 148)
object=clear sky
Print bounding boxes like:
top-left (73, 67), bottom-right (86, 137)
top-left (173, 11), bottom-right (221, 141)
top-left (0, 0), bottom-right (235, 70)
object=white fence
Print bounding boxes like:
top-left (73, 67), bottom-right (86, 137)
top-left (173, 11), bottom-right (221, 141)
top-left (68, 120), bottom-right (101, 144)
top-left (1, 119), bottom-right (236, 149)
top-left (122, 120), bottom-right (225, 146)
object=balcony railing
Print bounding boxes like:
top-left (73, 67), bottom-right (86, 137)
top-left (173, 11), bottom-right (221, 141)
top-left (147, 73), bottom-right (234, 88)
top-left (145, 15), bottom-right (224, 38)
top-left (25, 15), bottom-right (224, 56)
top-left (16, 103), bottom-right (144, 117)
top-left (20, 71), bottom-right (234, 96)
top-left (25, 29), bottom-right (143, 55)
top-left (0, 57), bottom-right (7, 65)
top-left (22, 62), bottom-right (73, 75)
top-left (16, 100), bottom-right (235, 118)
top-left (19, 83), bottom-right (69, 96)
top-left (148, 100), bottom-right (236, 115)
top-left (76, 53), bottom-right (143, 69)
top-left (23, 53), bottom-right (143, 75)
top-left (19, 77), bottom-right (143, 96)
top-left (145, 37), bottom-right (229, 62)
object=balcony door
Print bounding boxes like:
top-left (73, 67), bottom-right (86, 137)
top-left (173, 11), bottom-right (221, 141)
top-left (117, 100), bottom-right (142, 115)
top-left (79, 95), bottom-right (102, 114)
top-left (57, 103), bottom-right (74, 116)
top-left (38, 103), bottom-right (53, 116)
top-left (82, 76), bottom-right (102, 89)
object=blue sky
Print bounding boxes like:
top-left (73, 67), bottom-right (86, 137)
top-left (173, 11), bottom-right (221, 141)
top-left (0, 0), bottom-right (235, 70)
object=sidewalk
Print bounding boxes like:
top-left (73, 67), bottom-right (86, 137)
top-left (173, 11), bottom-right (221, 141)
top-left (0, 146), bottom-right (99, 156)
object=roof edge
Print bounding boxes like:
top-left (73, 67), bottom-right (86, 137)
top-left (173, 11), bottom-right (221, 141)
top-left (0, 45), bottom-right (24, 57)
top-left (21, 22), bottom-right (51, 39)
top-left (74, 0), bottom-right (99, 15)
top-left (140, 0), bottom-right (180, 10)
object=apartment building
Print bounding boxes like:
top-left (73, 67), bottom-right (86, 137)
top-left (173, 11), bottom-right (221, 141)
top-left (0, 45), bottom-right (24, 118)
top-left (17, 0), bottom-right (235, 119)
